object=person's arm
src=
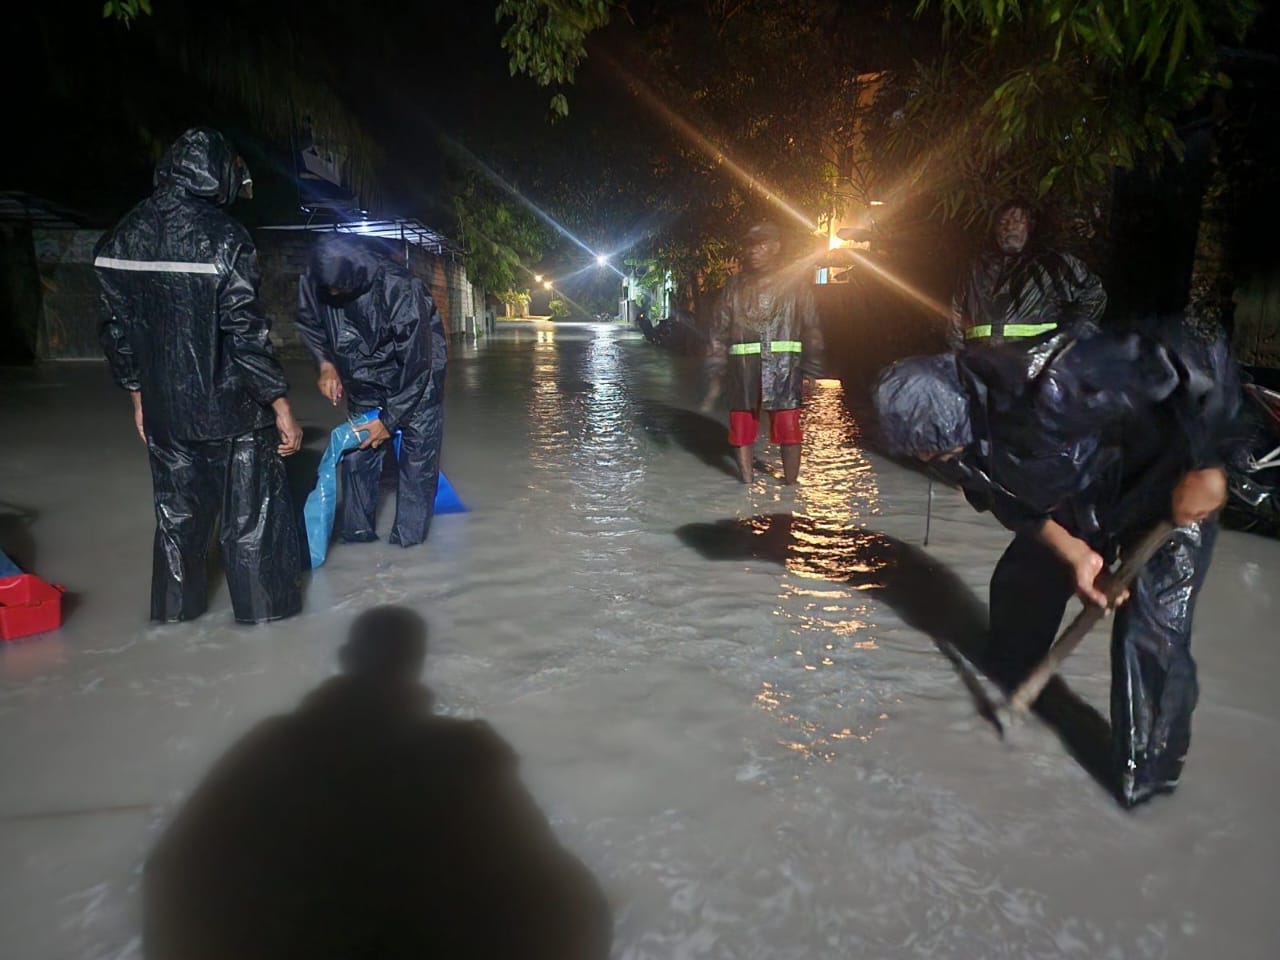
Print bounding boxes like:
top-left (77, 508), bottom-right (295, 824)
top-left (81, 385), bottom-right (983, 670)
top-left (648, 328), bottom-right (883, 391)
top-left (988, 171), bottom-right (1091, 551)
top-left (424, 286), bottom-right (447, 406)
top-left (1037, 517), bottom-right (1111, 607)
top-left (220, 237), bottom-right (289, 407)
top-left (797, 281), bottom-right (824, 380)
top-left (98, 293), bottom-right (141, 393)
top-left (220, 237), bottom-right (301, 455)
top-left (295, 270), bottom-right (343, 404)
top-left (97, 276), bottom-right (147, 442)
top-left (1060, 253), bottom-right (1107, 328)
top-left (700, 285), bottom-right (732, 412)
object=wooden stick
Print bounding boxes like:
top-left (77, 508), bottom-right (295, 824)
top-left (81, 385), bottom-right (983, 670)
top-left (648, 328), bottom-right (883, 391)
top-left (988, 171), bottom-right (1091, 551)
top-left (1005, 521), bottom-right (1175, 714)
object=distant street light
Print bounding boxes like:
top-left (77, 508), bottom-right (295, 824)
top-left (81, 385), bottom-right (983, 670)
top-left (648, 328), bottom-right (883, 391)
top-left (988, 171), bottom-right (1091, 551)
top-left (596, 254), bottom-right (608, 266)
top-left (543, 280), bottom-right (553, 290)
top-left (534, 274), bottom-right (543, 282)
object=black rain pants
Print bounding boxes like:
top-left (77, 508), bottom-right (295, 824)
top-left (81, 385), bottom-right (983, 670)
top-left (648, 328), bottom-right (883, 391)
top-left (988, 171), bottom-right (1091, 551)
top-left (147, 428), bottom-right (302, 624)
top-left (987, 522), bottom-right (1216, 807)
top-left (339, 404), bottom-right (444, 548)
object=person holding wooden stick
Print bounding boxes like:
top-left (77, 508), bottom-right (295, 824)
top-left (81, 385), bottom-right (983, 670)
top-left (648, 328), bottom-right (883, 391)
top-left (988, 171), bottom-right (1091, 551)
top-left (873, 316), bottom-right (1241, 807)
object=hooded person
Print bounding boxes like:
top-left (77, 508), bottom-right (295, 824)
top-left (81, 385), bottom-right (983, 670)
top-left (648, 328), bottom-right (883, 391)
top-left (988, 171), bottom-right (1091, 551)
top-left (704, 221), bottom-right (825, 484)
top-left (295, 233), bottom-right (448, 548)
top-left (873, 316), bottom-right (1242, 807)
top-left (95, 127), bottom-right (304, 625)
top-left (949, 199), bottom-right (1107, 351)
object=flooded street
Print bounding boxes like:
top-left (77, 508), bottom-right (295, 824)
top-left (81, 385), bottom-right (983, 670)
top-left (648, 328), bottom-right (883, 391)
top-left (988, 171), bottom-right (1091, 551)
top-left (2, 320), bottom-right (1279, 958)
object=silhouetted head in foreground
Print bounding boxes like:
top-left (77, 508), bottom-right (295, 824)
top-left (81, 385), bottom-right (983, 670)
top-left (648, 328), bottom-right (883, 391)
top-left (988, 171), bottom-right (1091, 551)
top-left (339, 605), bottom-right (427, 686)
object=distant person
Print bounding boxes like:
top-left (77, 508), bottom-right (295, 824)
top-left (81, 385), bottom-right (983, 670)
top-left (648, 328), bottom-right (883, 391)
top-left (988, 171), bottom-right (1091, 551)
top-left (295, 234), bottom-right (448, 547)
top-left (95, 127), bottom-right (303, 624)
top-left (704, 221), bottom-right (825, 484)
top-left (144, 606), bottom-right (612, 960)
top-left (950, 199), bottom-right (1107, 350)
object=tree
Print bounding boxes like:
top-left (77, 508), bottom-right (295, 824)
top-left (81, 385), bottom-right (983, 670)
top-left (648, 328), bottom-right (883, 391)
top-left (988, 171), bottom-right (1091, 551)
top-left (873, 1), bottom-right (1258, 232)
top-left (495, 0), bottom-right (620, 117)
top-left (451, 172), bottom-right (550, 300)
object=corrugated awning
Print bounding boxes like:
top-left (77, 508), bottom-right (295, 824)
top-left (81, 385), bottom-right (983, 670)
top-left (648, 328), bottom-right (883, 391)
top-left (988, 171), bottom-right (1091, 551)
top-left (259, 218), bottom-right (464, 257)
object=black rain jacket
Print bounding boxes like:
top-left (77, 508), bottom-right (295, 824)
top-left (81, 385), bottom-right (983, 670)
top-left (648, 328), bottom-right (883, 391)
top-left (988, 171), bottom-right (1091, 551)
top-left (96, 127), bottom-right (288, 444)
top-left (295, 235), bottom-right (446, 434)
top-left (949, 245), bottom-right (1107, 350)
top-left (875, 318), bottom-right (1243, 544)
top-left (707, 268), bottom-right (825, 410)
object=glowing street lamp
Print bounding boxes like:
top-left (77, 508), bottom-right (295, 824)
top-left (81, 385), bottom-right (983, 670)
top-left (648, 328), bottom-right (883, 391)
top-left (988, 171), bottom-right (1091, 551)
top-left (543, 280), bottom-right (553, 290)
top-left (595, 254), bottom-right (608, 266)
top-left (534, 274), bottom-right (543, 282)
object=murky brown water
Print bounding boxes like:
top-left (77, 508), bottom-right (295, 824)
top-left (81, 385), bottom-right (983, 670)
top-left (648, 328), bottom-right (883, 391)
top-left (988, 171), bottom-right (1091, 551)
top-left (2, 320), bottom-right (1278, 958)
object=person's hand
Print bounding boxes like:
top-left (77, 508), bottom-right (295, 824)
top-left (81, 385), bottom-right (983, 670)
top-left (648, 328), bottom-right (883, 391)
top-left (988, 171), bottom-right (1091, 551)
top-left (317, 362), bottom-right (343, 405)
top-left (272, 399), bottom-right (303, 456)
top-left (1171, 467), bottom-right (1227, 525)
top-left (1039, 519), bottom-right (1125, 609)
top-left (130, 390), bottom-right (146, 443)
top-left (355, 417), bottom-right (392, 450)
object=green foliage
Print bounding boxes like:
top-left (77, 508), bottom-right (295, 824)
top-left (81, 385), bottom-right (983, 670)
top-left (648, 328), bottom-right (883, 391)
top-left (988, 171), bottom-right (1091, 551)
top-left (547, 297), bottom-right (570, 319)
top-left (499, 291), bottom-right (532, 317)
top-left (876, 0), bottom-right (1259, 227)
top-left (526, 2), bottom-right (909, 310)
top-left (495, 0), bottom-right (619, 116)
top-left (452, 173), bottom-right (548, 295)
top-left (102, 0), bottom-right (151, 26)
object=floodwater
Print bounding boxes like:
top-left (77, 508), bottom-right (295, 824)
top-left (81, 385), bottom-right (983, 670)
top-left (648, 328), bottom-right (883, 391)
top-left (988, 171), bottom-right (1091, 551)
top-left (2, 320), bottom-right (1278, 959)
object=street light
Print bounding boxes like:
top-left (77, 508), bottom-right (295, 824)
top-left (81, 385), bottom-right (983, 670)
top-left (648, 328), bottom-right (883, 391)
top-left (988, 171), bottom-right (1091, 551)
top-left (596, 254), bottom-right (608, 266)
top-left (534, 274), bottom-right (543, 282)
top-left (543, 280), bottom-right (553, 290)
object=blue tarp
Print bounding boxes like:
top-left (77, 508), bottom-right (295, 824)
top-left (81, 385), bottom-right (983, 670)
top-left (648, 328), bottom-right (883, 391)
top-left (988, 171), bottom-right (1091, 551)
top-left (0, 548), bottom-right (21, 579)
top-left (303, 410), bottom-right (466, 568)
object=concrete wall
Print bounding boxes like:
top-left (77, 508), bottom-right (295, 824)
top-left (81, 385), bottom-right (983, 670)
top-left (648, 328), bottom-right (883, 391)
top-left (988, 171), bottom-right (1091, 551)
top-left (29, 227), bottom-right (483, 362)
top-left (32, 229), bottom-right (104, 360)
top-left (1, 223), bottom-right (42, 362)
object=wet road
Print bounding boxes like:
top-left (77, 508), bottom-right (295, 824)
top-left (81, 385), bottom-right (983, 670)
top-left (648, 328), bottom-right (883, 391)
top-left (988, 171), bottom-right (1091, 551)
top-left (2, 320), bottom-right (1279, 958)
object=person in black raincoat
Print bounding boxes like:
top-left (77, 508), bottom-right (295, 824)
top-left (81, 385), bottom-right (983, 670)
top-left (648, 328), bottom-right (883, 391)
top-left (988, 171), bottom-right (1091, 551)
top-left (873, 316), bottom-right (1241, 807)
top-left (295, 234), bottom-right (447, 548)
top-left (96, 127), bottom-right (303, 625)
top-left (950, 199), bottom-right (1107, 350)
top-left (705, 222), bottom-right (825, 484)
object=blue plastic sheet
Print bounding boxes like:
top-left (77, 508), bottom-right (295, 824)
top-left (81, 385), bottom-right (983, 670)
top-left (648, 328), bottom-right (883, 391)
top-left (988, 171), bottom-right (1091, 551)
top-left (0, 548), bottom-right (21, 579)
top-left (303, 410), bottom-right (466, 568)
top-left (304, 411), bottom-right (377, 569)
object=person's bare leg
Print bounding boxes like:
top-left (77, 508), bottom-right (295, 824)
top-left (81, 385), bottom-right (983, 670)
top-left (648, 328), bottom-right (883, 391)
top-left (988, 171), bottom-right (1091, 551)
top-left (734, 445), bottom-right (753, 484)
top-left (782, 443), bottom-right (801, 485)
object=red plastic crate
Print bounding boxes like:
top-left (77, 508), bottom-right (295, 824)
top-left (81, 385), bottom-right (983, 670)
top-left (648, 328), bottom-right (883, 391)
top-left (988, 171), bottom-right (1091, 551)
top-left (0, 575), bottom-right (65, 641)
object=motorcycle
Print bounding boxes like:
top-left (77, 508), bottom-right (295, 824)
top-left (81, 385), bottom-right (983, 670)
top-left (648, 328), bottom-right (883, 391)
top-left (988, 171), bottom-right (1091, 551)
top-left (1223, 371), bottom-right (1280, 538)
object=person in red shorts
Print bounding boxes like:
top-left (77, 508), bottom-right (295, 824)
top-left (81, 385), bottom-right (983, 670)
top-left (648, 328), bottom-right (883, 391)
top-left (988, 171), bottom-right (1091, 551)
top-left (704, 221), bottom-right (825, 484)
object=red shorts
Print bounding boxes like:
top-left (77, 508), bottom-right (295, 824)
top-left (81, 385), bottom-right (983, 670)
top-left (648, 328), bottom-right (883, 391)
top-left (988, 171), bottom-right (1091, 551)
top-left (728, 408), bottom-right (802, 447)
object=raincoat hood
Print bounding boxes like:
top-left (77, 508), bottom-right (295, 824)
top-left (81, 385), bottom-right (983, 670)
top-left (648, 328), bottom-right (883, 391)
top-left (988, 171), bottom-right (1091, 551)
top-left (873, 353), bottom-right (974, 457)
top-left (153, 128), bottom-right (248, 207)
top-left (310, 233), bottom-right (385, 297)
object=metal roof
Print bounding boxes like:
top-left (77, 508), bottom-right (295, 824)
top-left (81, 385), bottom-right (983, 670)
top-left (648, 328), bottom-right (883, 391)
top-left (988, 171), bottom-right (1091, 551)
top-left (260, 218), bottom-right (464, 257)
